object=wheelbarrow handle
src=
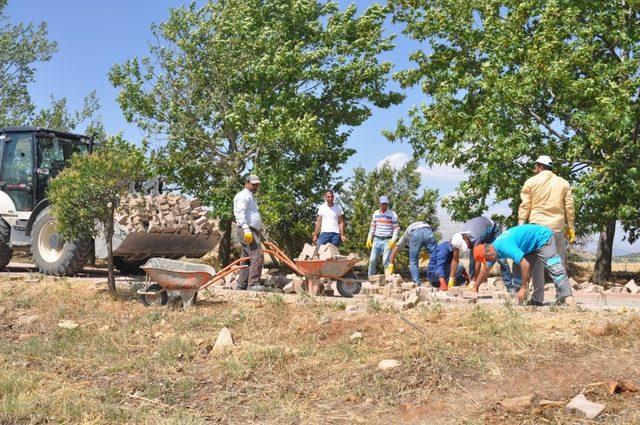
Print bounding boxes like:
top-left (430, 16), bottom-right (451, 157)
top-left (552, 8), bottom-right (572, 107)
top-left (199, 263), bottom-right (249, 291)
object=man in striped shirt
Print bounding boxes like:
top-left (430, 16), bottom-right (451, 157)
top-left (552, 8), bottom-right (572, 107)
top-left (366, 196), bottom-right (400, 276)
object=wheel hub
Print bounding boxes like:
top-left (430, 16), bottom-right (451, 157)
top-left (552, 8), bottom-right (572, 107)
top-left (38, 221), bottom-right (64, 263)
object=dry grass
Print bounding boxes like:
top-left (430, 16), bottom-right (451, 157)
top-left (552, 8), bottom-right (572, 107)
top-left (0, 276), bottom-right (639, 424)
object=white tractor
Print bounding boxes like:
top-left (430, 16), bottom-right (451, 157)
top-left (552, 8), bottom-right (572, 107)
top-left (0, 127), bottom-right (218, 275)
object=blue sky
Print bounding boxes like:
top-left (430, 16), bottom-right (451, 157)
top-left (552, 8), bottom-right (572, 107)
top-left (6, 0), bottom-right (464, 197)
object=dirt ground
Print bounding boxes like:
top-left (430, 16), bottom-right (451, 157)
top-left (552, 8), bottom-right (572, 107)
top-left (0, 273), bottom-right (639, 424)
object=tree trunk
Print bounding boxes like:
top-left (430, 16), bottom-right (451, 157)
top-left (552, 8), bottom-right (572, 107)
top-left (107, 205), bottom-right (117, 298)
top-left (593, 219), bottom-right (616, 284)
top-left (218, 218), bottom-right (232, 266)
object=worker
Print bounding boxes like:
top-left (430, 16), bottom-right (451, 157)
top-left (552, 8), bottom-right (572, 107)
top-left (518, 155), bottom-right (575, 304)
top-left (478, 224), bottom-right (574, 305)
top-left (425, 239), bottom-right (470, 291)
top-left (312, 190), bottom-right (346, 246)
top-left (233, 174), bottom-right (264, 291)
top-left (366, 195), bottom-right (400, 276)
top-left (450, 216), bottom-right (516, 294)
top-left (386, 220), bottom-right (437, 283)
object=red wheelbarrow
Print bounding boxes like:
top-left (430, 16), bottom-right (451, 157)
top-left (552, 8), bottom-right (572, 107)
top-left (263, 242), bottom-right (362, 297)
top-left (138, 257), bottom-right (248, 307)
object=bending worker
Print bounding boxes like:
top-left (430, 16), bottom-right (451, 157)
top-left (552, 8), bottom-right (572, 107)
top-left (478, 224), bottom-right (574, 305)
top-left (386, 220), bottom-right (437, 283)
top-left (518, 155), bottom-right (575, 305)
top-left (450, 216), bottom-right (516, 294)
top-left (366, 196), bottom-right (400, 276)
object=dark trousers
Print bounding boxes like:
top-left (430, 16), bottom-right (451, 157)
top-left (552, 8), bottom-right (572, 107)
top-left (236, 227), bottom-right (263, 290)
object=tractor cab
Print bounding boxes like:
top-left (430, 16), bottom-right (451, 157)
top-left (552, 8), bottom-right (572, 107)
top-left (0, 127), bottom-right (92, 214)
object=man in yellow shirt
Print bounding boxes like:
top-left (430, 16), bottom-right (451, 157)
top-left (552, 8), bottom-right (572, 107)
top-left (518, 155), bottom-right (575, 305)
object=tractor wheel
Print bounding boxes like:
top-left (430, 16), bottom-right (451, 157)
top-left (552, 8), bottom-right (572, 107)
top-left (114, 257), bottom-right (147, 275)
top-left (30, 209), bottom-right (92, 276)
top-left (0, 219), bottom-right (13, 270)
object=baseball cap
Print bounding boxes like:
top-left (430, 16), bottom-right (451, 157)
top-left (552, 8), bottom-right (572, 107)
top-left (534, 155), bottom-right (553, 167)
top-left (451, 233), bottom-right (467, 251)
top-left (379, 195), bottom-right (389, 203)
top-left (245, 174), bottom-right (261, 184)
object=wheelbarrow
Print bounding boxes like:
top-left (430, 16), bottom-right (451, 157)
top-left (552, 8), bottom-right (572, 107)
top-left (263, 241), bottom-right (362, 297)
top-left (138, 257), bottom-right (248, 307)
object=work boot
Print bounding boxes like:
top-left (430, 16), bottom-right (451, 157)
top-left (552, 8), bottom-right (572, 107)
top-left (526, 300), bottom-right (543, 307)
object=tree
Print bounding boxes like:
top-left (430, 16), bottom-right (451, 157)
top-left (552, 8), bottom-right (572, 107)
top-left (48, 136), bottom-right (150, 296)
top-left (388, 0), bottom-right (640, 283)
top-left (0, 0), bottom-right (57, 125)
top-left (109, 0), bottom-right (403, 261)
top-left (31, 91), bottom-right (106, 141)
top-left (341, 160), bottom-right (439, 273)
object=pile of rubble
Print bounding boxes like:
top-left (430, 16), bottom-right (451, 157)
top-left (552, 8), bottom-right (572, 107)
top-left (358, 274), bottom-right (509, 310)
top-left (569, 278), bottom-right (640, 295)
top-left (116, 194), bottom-right (218, 235)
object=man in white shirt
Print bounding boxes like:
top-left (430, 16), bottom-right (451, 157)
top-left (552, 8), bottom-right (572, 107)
top-left (312, 190), bottom-right (345, 246)
top-left (233, 174), bottom-right (264, 291)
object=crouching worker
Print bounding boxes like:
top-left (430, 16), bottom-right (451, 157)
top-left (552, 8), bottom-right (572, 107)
top-left (479, 224), bottom-right (574, 305)
top-left (425, 240), bottom-right (471, 291)
top-left (386, 221), bottom-right (437, 284)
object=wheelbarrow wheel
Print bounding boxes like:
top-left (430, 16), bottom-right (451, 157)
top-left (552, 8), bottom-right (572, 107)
top-left (336, 279), bottom-right (362, 298)
top-left (140, 283), bottom-right (168, 306)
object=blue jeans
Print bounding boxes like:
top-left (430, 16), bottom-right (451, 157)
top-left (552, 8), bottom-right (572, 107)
top-left (472, 226), bottom-right (516, 292)
top-left (408, 227), bottom-right (437, 283)
top-left (368, 237), bottom-right (392, 276)
top-left (317, 232), bottom-right (341, 246)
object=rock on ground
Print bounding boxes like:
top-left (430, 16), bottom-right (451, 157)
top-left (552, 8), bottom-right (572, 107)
top-left (499, 395), bottom-right (534, 413)
top-left (57, 320), bottom-right (79, 330)
top-left (565, 394), bottom-right (605, 419)
top-left (378, 359), bottom-right (400, 371)
top-left (214, 327), bottom-right (235, 349)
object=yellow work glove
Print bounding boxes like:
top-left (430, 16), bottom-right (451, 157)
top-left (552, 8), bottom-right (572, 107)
top-left (387, 240), bottom-right (397, 249)
top-left (385, 264), bottom-right (394, 275)
top-left (566, 227), bottom-right (576, 244)
top-left (243, 230), bottom-right (253, 244)
top-left (366, 238), bottom-right (372, 249)
top-left (448, 277), bottom-right (455, 288)
top-left (419, 250), bottom-right (428, 263)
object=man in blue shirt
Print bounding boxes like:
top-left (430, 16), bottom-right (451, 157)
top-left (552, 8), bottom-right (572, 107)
top-left (480, 224), bottom-right (574, 305)
top-left (425, 240), bottom-right (470, 291)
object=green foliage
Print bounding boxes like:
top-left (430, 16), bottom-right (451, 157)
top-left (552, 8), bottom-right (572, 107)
top-left (0, 1), bottom-right (57, 125)
top-left (388, 0), bottom-right (640, 244)
top-left (341, 160), bottom-right (439, 262)
top-left (48, 135), bottom-right (149, 294)
top-left (31, 91), bottom-right (106, 142)
top-left (48, 135), bottom-right (149, 241)
top-left (109, 0), bottom-right (403, 257)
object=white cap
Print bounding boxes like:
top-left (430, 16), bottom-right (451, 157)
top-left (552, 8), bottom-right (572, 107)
top-left (245, 174), bottom-right (261, 184)
top-left (451, 233), bottom-right (468, 251)
top-left (534, 155), bottom-right (553, 167)
top-left (379, 195), bottom-right (389, 204)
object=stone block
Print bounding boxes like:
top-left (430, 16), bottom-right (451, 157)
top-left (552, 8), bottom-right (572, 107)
top-left (462, 291), bottom-right (478, 299)
top-left (584, 284), bottom-right (604, 294)
top-left (318, 243), bottom-right (340, 260)
top-left (368, 274), bottom-right (385, 285)
top-left (297, 243), bottom-right (317, 260)
top-left (378, 359), bottom-right (400, 371)
top-left (569, 278), bottom-right (580, 290)
top-left (391, 293), bottom-right (406, 301)
top-left (624, 279), bottom-right (640, 294)
top-left (401, 282), bottom-right (416, 291)
top-left (565, 394), bottom-right (604, 420)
